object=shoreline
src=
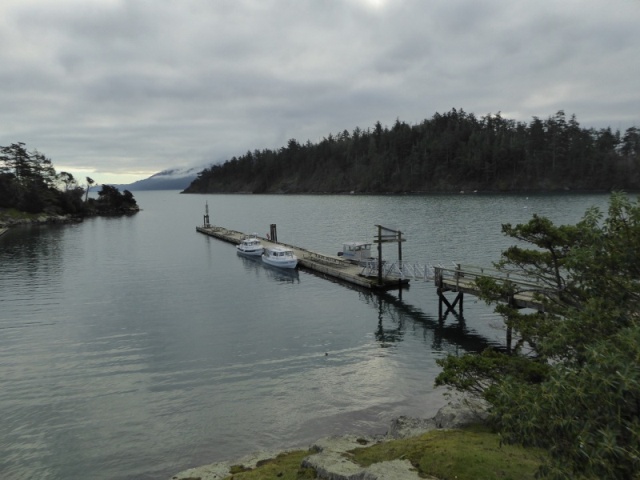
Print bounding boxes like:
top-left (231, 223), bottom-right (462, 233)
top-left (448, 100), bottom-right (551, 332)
top-left (0, 208), bottom-right (140, 230)
top-left (170, 401), bottom-right (487, 480)
top-left (181, 188), bottom-right (623, 196)
top-left (0, 213), bottom-right (83, 229)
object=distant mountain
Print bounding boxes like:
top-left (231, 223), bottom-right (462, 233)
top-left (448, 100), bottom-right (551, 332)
top-left (115, 165), bottom-right (204, 191)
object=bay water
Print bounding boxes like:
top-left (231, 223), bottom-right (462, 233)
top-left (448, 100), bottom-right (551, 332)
top-left (0, 191), bottom-right (610, 479)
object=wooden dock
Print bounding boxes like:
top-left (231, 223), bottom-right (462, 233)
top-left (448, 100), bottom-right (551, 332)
top-left (434, 264), bottom-right (555, 317)
top-left (196, 225), bottom-right (409, 290)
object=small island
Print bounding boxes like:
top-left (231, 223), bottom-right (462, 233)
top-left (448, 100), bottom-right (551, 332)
top-left (0, 142), bottom-right (139, 228)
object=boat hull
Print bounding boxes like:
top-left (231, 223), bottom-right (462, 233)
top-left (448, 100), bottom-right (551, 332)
top-left (236, 246), bottom-right (264, 256)
top-left (262, 256), bottom-right (298, 269)
top-left (236, 235), bottom-right (264, 257)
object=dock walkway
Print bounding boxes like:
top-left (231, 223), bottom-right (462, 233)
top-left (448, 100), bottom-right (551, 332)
top-left (434, 263), bottom-right (555, 316)
top-left (196, 225), bottom-right (409, 290)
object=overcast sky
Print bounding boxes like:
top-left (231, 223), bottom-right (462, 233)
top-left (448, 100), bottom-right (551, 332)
top-left (1, 0), bottom-right (639, 184)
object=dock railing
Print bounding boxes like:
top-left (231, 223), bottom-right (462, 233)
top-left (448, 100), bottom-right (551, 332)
top-left (434, 263), bottom-right (559, 310)
top-left (303, 251), bottom-right (351, 268)
top-left (360, 260), bottom-right (436, 281)
top-left (435, 263), bottom-right (548, 288)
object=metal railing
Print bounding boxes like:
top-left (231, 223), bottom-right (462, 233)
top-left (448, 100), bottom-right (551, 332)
top-left (434, 263), bottom-right (557, 296)
top-left (304, 251), bottom-right (350, 268)
top-left (360, 260), bottom-right (436, 281)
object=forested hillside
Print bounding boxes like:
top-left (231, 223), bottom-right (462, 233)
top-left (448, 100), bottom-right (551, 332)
top-left (184, 109), bottom-right (640, 194)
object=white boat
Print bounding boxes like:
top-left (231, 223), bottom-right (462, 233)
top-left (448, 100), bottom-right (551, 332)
top-left (337, 241), bottom-right (375, 265)
top-left (262, 246), bottom-right (298, 269)
top-left (236, 234), bottom-right (264, 257)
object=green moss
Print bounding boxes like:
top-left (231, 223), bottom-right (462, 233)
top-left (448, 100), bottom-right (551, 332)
top-left (349, 425), bottom-right (544, 480)
top-left (223, 450), bottom-right (316, 480)
top-left (229, 464), bottom-right (252, 474)
top-left (220, 426), bottom-right (544, 480)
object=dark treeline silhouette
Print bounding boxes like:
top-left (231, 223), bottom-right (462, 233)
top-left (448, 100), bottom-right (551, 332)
top-left (0, 142), bottom-right (138, 218)
top-left (184, 109), bottom-right (640, 194)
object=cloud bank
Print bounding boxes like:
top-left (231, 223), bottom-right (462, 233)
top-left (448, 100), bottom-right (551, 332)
top-left (1, 0), bottom-right (638, 183)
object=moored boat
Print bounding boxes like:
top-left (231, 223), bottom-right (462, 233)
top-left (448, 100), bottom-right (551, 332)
top-left (236, 234), bottom-right (264, 257)
top-left (337, 241), bottom-right (375, 265)
top-left (262, 246), bottom-right (298, 269)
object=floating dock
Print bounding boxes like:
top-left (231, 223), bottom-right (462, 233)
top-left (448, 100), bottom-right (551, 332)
top-left (196, 225), bottom-right (409, 290)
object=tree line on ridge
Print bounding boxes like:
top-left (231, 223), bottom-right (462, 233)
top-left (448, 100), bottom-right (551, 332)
top-left (184, 109), bottom-right (640, 194)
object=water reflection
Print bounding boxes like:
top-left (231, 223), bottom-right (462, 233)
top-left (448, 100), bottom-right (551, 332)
top-left (295, 261), bottom-right (504, 354)
top-left (1, 192), bottom-right (606, 479)
top-left (340, 283), bottom-right (504, 355)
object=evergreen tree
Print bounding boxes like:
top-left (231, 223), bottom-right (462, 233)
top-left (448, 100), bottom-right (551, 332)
top-left (436, 192), bottom-right (640, 479)
top-left (0, 143), bottom-right (138, 219)
top-left (182, 109), bottom-right (638, 194)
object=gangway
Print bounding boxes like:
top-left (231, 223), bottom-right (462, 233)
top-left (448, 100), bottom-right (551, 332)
top-left (434, 263), bottom-right (558, 315)
top-left (360, 260), bottom-right (436, 281)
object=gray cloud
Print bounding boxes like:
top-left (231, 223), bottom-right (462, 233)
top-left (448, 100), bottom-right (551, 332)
top-left (1, 0), bottom-right (638, 183)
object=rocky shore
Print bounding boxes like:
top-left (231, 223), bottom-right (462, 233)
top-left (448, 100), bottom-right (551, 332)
top-left (0, 206), bottom-right (139, 230)
top-left (170, 401), bottom-right (487, 480)
top-left (0, 213), bottom-right (82, 229)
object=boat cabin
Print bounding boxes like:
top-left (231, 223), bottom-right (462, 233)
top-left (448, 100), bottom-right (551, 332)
top-left (266, 247), bottom-right (295, 258)
top-left (339, 241), bottom-right (374, 264)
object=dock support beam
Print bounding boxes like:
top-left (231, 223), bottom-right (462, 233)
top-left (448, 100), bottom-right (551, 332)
top-left (437, 288), bottom-right (464, 319)
top-left (374, 224), bottom-right (406, 288)
top-left (377, 226), bottom-right (383, 287)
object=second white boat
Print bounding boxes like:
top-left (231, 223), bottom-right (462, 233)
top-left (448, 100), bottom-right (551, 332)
top-left (262, 246), bottom-right (298, 269)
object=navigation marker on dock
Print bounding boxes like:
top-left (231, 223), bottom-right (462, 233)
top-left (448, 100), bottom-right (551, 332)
top-left (203, 202), bottom-right (211, 228)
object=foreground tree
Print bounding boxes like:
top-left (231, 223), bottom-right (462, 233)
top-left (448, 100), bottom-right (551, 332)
top-left (436, 192), bottom-right (640, 479)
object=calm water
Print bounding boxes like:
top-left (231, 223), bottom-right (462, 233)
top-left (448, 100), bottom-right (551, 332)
top-left (0, 191), bottom-right (610, 479)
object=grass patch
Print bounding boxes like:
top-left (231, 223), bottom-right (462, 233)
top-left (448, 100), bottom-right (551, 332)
top-left (220, 425), bottom-right (545, 480)
top-left (349, 424), bottom-right (544, 480)
top-left (223, 450), bottom-right (316, 479)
